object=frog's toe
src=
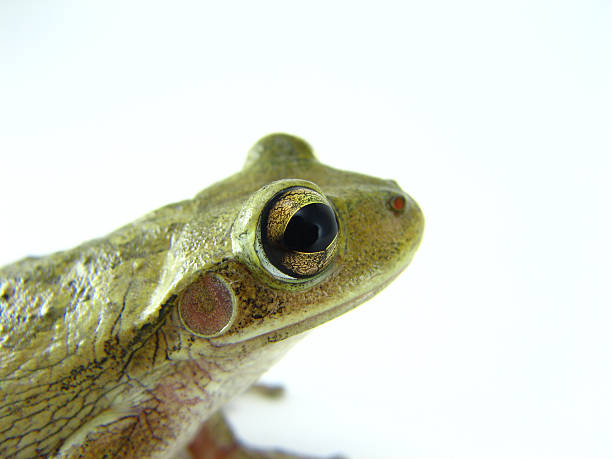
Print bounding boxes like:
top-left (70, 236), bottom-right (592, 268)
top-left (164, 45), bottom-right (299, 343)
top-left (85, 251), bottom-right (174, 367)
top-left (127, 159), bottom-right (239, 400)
top-left (247, 382), bottom-right (286, 399)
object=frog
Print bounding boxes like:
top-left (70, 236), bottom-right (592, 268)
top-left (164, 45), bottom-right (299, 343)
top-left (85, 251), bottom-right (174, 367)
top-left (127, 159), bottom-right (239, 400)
top-left (0, 133), bottom-right (424, 458)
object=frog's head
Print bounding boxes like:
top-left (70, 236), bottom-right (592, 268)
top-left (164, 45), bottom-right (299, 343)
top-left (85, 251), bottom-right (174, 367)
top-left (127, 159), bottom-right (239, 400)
top-left (158, 134), bottom-right (423, 357)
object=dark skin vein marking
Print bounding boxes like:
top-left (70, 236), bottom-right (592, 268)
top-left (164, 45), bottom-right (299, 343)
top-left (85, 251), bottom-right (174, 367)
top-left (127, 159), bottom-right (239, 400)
top-left (0, 366), bottom-right (105, 421)
top-left (116, 343), bottom-right (145, 382)
top-left (0, 354), bottom-right (111, 405)
top-left (1, 342), bottom-right (136, 452)
top-left (0, 351), bottom-right (73, 379)
top-left (1, 279), bottom-right (178, 456)
top-left (4, 385), bottom-right (91, 442)
top-left (185, 362), bottom-right (212, 398)
top-left (0, 380), bottom-right (91, 427)
top-left (0, 401), bottom-right (57, 435)
top-left (142, 408), bottom-right (164, 443)
top-left (189, 357), bottom-right (212, 379)
top-left (152, 330), bottom-right (160, 366)
top-left (115, 324), bottom-right (163, 383)
top-left (13, 414), bottom-right (75, 453)
top-left (9, 381), bottom-right (127, 456)
top-left (110, 269), bottom-right (135, 340)
top-left (114, 417), bottom-right (139, 456)
top-left (159, 327), bottom-right (172, 362)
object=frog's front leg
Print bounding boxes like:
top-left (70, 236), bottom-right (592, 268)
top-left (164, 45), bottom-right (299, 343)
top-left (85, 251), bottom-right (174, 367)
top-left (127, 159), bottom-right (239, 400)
top-left (182, 411), bottom-right (344, 459)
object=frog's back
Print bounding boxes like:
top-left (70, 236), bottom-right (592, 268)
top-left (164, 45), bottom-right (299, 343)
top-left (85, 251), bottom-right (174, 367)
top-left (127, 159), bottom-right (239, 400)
top-left (0, 200), bottom-right (186, 371)
top-left (0, 201), bottom-right (194, 457)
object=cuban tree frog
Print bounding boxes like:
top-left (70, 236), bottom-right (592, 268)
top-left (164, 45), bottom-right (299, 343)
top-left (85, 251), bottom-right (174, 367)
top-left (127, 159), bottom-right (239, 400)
top-left (0, 134), bottom-right (424, 458)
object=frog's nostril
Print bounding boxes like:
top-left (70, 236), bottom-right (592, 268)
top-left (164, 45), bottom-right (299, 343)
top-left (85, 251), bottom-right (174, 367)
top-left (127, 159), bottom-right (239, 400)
top-left (388, 195), bottom-right (406, 213)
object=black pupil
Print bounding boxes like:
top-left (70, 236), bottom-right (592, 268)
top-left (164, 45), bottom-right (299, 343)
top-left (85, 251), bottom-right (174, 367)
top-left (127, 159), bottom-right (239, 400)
top-left (283, 203), bottom-right (338, 252)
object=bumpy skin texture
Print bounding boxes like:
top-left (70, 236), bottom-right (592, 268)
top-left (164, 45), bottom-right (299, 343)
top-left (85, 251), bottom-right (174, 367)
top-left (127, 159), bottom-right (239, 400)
top-left (0, 134), bottom-right (424, 458)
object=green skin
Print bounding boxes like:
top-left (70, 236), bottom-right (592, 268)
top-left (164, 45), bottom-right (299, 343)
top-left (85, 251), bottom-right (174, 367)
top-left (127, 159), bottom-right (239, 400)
top-left (0, 134), bottom-right (424, 458)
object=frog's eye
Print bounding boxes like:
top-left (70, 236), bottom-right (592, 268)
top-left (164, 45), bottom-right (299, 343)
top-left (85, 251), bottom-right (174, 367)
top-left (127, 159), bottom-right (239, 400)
top-left (259, 187), bottom-right (338, 279)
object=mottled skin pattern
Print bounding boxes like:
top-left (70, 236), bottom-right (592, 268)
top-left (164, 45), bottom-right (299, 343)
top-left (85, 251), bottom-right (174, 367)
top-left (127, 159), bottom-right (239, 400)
top-left (0, 134), bottom-right (424, 458)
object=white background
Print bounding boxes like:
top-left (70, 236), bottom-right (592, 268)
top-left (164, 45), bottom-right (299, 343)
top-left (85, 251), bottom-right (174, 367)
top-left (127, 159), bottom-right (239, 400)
top-left (1, 1), bottom-right (610, 458)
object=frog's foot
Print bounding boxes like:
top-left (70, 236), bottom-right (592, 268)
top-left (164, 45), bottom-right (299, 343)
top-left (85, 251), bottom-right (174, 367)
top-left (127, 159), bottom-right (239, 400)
top-left (184, 411), bottom-right (345, 459)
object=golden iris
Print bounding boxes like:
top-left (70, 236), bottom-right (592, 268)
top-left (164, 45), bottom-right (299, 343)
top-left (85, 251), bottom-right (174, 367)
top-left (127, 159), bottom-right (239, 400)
top-left (260, 187), bottom-right (338, 278)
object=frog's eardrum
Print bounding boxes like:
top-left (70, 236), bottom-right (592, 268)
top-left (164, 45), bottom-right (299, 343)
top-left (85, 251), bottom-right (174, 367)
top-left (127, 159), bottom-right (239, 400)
top-left (177, 273), bottom-right (236, 337)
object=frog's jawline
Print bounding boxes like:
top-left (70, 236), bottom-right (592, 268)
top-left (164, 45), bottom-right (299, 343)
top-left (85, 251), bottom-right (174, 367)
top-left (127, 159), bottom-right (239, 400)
top-left (211, 271), bottom-right (400, 350)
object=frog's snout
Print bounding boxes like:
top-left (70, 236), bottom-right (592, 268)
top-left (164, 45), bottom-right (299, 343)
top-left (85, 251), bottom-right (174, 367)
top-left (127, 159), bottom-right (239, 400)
top-left (385, 189), bottom-right (425, 265)
top-left (406, 195), bottom-right (425, 246)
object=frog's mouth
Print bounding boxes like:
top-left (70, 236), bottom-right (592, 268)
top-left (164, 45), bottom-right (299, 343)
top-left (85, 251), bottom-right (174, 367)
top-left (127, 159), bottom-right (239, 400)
top-left (208, 271), bottom-right (400, 351)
